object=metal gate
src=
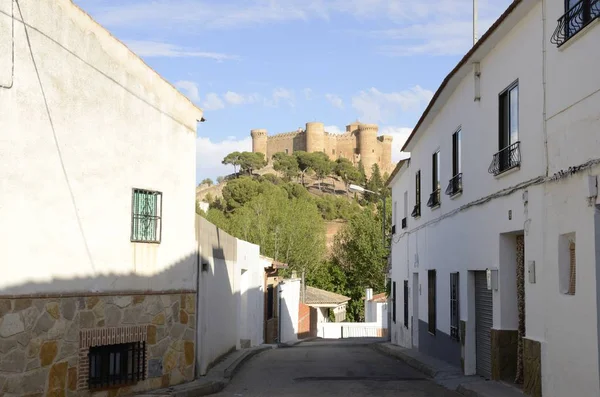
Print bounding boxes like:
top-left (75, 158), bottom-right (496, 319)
top-left (475, 271), bottom-right (493, 379)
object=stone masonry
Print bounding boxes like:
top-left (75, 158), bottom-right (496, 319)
top-left (0, 293), bottom-right (196, 396)
top-left (251, 121), bottom-right (394, 178)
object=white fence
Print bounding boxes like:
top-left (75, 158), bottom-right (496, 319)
top-left (317, 322), bottom-right (388, 339)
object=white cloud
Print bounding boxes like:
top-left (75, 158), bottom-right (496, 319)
top-left (125, 40), bottom-right (239, 61)
top-left (196, 136), bottom-right (253, 180)
top-left (303, 88), bottom-right (313, 100)
top-left (269, 87), bottom-right (295, 107)
top-left (175, 80), bottom-right (200, 102)
top-left (325, 94), bottom-right (344, 109)
top-left (352, 85), bottom-right (433, 123)
top-left (380, 126), bottom-right (413, 162)
top-left (202, 93), bottom-right (225, 110)
top-left (325, 125), bottom-right (344, 134)
top-left (223, 91), bottom-right (260, 105)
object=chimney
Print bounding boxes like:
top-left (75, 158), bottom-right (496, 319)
top-left (366, 288), bottom-right (373, 301)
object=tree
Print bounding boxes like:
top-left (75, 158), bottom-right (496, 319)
top-left (238, 152), bottom-right (267, 175)
top-left (272, 152), bottom-right (299, 181)
top-left (200, 178), bottom-right (213, 186)
top-left (294, 151), bottom-right (313, 186)
top-left (357, 160), bottom-right (367, 185)
top-left (365, 164), bottom-right (384, 203)
top-left (335, 158), bottom-right (362, 195)
top-left (216, 176), bottom-right (224, 184)
top-left (222, 152), bottom-right (242, 176)
top-left (309, 152), bottom-right (333, 191)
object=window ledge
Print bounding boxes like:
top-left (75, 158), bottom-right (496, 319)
top-left (558, 18), bottom-right (600, 51)
top-left (429, 204), bottom-right (441, 211)
top-left (449, 191), bottom-right (463, 200)
top-left (494, 165), bottom-right (520, 179)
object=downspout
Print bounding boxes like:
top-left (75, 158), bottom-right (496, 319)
top-left (542, 0), bottom-right (549, 177)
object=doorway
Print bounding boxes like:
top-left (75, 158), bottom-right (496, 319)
top-left (412, 273), bottom-right (419, 348)
top-left (475, 271), bottom-right (493, 379)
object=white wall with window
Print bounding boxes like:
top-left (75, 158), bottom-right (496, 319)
top-left (0, 0), bottom-right (203, 295)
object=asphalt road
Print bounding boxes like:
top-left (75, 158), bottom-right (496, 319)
top-left (213, 338), bottom-right (462, 397)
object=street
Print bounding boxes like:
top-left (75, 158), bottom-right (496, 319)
top-left (214, 338), bottom-right (462, 397)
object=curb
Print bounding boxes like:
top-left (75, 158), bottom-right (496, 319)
top-left (223, 345), bottom-right (273, 379)
top-left (371, 343), bottom-right (438, 378)
top-left (277, 337), bottom-right (317, 348)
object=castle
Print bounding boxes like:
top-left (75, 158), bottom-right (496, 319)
top-left (250, 121), bottom-right (393, 177)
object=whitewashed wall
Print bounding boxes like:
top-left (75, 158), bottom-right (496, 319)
top-left (279, 279), bottom-right (300, 344)
top-left (0, 0), bottom-right (203, 295)
top-left (237, 239), bottom-right (265, 347)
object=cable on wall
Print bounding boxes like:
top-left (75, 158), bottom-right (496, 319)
top-left (392, 157), bottom-right (600, 245)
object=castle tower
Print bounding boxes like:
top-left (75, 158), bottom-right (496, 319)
top-left (380, 135), bottom-right (393, 174)
top-left (305, 122), bottom-right (324, 153)
top-left (357, 123), bottom-right (379, 177)
top-left (251, 129), bottom-right (268, 158)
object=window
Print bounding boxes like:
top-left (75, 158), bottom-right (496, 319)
top-left (332, 149), bottom-right (335, 155)
top-left (490, 82), bottom-right (520, 176)
top-left (393, 201), bottom-right (397, 232)
top-left (559, 234), bottom-right (576, 295)
top-left (411, 171), bottom-right (421, 218)
top-left (551, 0), bottom-right (600, 46)
top-left (450, 272), bottom-right (460, 341)
top-left (285, 148), bottom-right (289, 154)
top-left (88, 342), bottom-right (146, 389)
top-left (403, 280), bottom-right (409, 328)
top-left (427, 152), bottom-right (441, 208)
top-left (392, 282), bottom-right (397, 323)
top-left (402, 191), bottom-right (408, 229)
top-left (428, 270), bottom-right (436, 335)
top-left (131, 189), bottom-right (162, 243)
top-left (267, 285), bottom-right (274, 319)
top-left (447, 130), bottom-right (463, 196)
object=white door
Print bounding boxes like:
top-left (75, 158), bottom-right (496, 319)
top-left (412, 273), bottom-right (419, 348)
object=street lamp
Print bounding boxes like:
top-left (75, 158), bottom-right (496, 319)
top-left (348, 184), bottom-right (388, 250)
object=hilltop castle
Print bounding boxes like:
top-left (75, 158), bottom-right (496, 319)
top-left (251, 121), bottom-right (393, 177)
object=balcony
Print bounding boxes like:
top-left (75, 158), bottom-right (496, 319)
top-left (401, 217), bottom-right (407, 229)
top-left (551, 0), bottom-right (600, 47)
top-left (411, 204), bottom-right (421, 218)
top-left (445, 173), bottom-right (463, 197)
top-left (488, 142), bottom-right (521, 176)
top-left (426, 189), bottom-right (441, 208)
top-left (391, 225), bottom-right (396, 235)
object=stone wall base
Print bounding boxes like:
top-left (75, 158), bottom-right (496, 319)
top-left (491, 329), bottom-right (518, 383)
top-left (523, 337), bottom-right (542, 397)
top-left (0, 292), bottom-right (196, 396)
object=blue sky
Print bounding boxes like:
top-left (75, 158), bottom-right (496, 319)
top-left (75, 0), bottom-right (512, 182)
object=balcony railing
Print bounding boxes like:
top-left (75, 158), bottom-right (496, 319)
top-left (401, 217), bottom-right (407, 229)
top-left (427, 189), bottom-right (441, 208)
top-left (391, 225), bottom-right (396, 235)
top-left (488, 141), bottom-right (521, 176)
top-left (445, 173), bottom-right (463, 197)
top-left (551, 0), bottom-right (600, 47)
top-left (411, 203), bottom-right (421, 218)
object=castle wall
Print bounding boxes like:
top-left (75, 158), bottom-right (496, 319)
top-left (265, 132), bottom-right (302, 160)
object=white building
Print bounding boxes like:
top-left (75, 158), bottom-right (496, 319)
top-left (364, 288), bottom-right (388, 329)
top-left (0, 0), bottom-right (204, 395)
top-left (387, 1), bottom-right (600, 397)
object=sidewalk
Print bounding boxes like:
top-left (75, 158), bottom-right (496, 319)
top-left (137, 344), bottom-right (274, 397)
top-left (372, 342), bottom-right (525, 397)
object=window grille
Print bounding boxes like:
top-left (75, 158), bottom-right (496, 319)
top-left (131, 189), bottom-right (162, 243)
top-left (428, 270), bottom-right (436, 335)
top-left (403, 280), bottom-right (409, 328)
top-left (568, 241), bottom-right (576, 295)
top-left (88, 342), bottom-right (146, 389)
top-left (450, 272), bottom-right (460, 341)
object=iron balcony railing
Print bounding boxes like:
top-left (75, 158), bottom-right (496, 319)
top-left (488, 141), bottom-right (521, 176)
top-left (445, 173), bottom-right (463, 197)
top-left (411, 203), bottom-right (421, 218)
top-left (427, 189), bottom-right (441, 208)
top-left (551, 0), bottom-right (600, 47)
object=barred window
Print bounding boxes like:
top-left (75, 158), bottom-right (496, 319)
top-left (568, 241), bottom-right (576, 295)
top-left (450, 272), bottom-right (460, 341)
top-left (89, 342), bottom-right (146, 389)
top-left (131, 189), bottom-right (162, 243)
top-left (428, 270), bottom-right (436, 335)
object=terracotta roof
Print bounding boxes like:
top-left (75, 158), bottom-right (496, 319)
top-left (385, 159), bottom-right (409, 187)
top-left (305, 286), bottom-right (350, 305)
top-left (401, 0), bottom-right (523, 152)
top-left (370, 293), bottom-right (388, 303)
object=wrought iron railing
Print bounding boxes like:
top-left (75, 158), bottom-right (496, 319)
top-left (551, 0), bottom-right (600, 46)
top-left (445, 173), bottom-right (463, 196)
top-left (411, 203), bottom-right (421, 218)
top-left (401, 217), bottom-right (407, 229)
top-left (427, 189), bottom-right (441, 208)
top-left (488, 141), bottom-right (521, 176)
